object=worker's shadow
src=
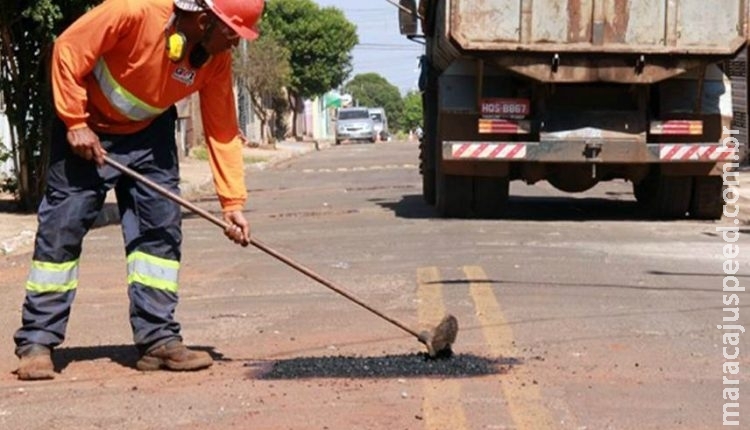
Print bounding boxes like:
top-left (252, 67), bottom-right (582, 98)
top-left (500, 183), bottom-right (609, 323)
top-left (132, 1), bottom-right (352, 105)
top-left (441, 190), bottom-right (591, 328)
top-left (51, 344), bottom-right (228, 372)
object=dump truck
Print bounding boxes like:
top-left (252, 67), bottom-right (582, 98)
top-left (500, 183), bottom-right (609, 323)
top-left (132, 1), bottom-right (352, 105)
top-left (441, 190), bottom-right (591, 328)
top-left (397, 0), bottom-right (749, 219)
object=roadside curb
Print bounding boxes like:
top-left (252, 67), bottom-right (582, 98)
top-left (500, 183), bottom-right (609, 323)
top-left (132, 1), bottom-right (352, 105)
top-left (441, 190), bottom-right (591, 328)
top-left (0, 229), bottom-right (34, 256)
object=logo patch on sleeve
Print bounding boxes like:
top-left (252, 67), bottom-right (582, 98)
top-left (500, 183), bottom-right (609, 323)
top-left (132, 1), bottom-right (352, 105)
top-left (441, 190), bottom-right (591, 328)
top-left (172, 67), bottom-right (196, 85)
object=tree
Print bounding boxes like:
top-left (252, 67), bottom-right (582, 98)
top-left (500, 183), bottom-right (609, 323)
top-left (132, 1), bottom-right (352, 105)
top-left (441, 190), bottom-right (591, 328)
top-left (344, 73), bottom-right (404, 131)
top-left (262, 0), bottom-right (358, 137)
top-left (401, 90), bottom-right (423, 132)
top-left (0, 0), bottom-right (96, 210)
top-left (233, 35), bottom-right (291, 145)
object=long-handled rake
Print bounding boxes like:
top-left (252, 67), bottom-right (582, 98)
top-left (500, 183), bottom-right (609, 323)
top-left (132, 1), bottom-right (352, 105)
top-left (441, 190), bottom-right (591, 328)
top-left (104, 155), bottom-right (458, 357)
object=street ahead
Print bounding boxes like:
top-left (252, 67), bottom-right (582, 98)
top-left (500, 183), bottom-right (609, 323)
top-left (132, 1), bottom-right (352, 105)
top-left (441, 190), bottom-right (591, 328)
top-left (0, 141), bottom-right (746, 429)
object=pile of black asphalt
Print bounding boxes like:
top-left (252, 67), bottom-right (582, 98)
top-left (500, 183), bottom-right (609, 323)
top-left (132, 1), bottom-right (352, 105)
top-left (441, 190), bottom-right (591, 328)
top-left (249, 353), bottom-right (519, 380)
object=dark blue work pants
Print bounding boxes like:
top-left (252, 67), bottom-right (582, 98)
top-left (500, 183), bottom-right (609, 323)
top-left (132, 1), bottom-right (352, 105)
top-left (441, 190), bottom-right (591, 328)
top-left (14, 107), bottom-right (184, 356)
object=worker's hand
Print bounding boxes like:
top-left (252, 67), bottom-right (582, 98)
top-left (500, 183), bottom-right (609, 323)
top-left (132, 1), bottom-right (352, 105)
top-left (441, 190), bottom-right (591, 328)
top-left (67, 126), bottom-right (106, 167)
top-left (223, 210), bottom-right (250, 247)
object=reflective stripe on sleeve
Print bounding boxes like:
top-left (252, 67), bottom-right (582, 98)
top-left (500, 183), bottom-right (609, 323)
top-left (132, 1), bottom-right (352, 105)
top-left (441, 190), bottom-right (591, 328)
top-left (93, 59), bottom-right (166, 121)
top-left (26, 259), bottom-right (79, 293)
top-left (127, 251), bottom-right (180, 293)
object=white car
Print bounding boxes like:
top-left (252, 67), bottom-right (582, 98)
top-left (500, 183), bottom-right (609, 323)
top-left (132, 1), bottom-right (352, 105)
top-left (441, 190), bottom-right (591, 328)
top-left (335, 108), bottom-right (376, 144)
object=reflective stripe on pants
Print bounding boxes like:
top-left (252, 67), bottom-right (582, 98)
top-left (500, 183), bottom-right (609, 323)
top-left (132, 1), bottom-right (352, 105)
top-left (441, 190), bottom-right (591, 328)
top-left (127, 251), bottom-right (180, 293)
top-left (26, 259), bottom-right (80, 293)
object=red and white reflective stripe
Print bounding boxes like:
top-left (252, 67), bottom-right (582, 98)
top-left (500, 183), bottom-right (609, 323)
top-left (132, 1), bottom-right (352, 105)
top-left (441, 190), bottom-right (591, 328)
top-left (451, 143), bottom-right (527, 159)
top-left (478, 119), bottom-right (531, 134)
top-left (659, 144), bottom-right (733, 161)
top-left (650, 120), bottom-right (703, 135)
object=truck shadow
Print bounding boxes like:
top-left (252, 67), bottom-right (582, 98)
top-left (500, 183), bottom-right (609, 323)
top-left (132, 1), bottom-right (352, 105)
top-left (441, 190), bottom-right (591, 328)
top-left (375, 194), bottom-right (691, 221)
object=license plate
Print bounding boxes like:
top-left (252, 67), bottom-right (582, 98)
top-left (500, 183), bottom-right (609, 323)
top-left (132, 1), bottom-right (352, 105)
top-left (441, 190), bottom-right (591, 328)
top-left (481, 98), bottom-right (530, 118)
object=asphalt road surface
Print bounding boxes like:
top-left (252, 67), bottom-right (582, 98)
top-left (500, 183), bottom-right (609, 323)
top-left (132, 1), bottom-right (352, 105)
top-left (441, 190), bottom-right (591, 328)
top-left (0, 141), bottom-right (747, 429)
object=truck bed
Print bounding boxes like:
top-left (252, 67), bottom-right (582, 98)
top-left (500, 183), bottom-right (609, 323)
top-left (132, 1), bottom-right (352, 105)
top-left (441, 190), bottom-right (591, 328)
top-left (450, 0), bottom-right (747, 55)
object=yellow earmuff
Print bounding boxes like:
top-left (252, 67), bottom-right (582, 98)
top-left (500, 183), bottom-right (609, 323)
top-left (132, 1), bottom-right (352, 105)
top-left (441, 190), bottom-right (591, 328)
top-left (166, 32), bottom-right (187, 62)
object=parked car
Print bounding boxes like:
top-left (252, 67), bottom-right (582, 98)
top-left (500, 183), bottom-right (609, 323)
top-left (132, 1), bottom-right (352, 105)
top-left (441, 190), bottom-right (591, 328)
top-left (335, 107), bottom-right (376, 144)
top-left (368, 107), bottom-right (389, 141)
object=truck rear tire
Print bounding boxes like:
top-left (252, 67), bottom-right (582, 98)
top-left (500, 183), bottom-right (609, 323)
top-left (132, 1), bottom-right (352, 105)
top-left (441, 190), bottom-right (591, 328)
top-left (420, 137), bottom-right (436, 205)
top-left (420, 73), bottom-right (438, 205)
top-left (422, 169), bottom-right (436, 205)
top-left (633, 175), bottom-right (693, 218)
top-left (690, 176), bottom-right (724, 220)
top-left (436, 174), bottom-right (509, 218)
top-left (436, 174), bottom-right (473, 218)
top-left (474, 177), bottom-right (510, 218)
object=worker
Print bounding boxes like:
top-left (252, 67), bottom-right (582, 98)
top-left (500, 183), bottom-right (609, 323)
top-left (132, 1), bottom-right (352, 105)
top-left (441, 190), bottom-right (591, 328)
top-left (13, 0), bottom-right (263, 380)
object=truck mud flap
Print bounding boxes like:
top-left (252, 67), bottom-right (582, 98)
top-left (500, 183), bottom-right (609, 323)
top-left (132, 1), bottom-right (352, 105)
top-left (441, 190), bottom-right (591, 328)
top-left (726, 45), bottom-right (748, 164)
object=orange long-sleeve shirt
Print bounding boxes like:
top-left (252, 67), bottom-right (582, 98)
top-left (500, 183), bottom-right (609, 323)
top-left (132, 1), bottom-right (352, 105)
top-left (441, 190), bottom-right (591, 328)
top-left (52, 0), bottom-right (246, 212)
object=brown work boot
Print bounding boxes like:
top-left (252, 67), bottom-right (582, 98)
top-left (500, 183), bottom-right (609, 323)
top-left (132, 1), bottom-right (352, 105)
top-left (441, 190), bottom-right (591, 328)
top-left (136, 340), bottom-right (213, 371)
top-left (15, 345), bottom-right (55, 381)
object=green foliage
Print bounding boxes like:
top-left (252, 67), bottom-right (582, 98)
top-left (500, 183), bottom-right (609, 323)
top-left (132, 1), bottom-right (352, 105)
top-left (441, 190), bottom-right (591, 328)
top-left (190, 146), bottom-right (270, 165)
top-left (243, 155), bottom-right (270, 164)
top-left (0, 139), bottom-right (16, 194)
top-left (19, 0), bottom-right (63, 31)
top-left (263, 0), bottom-right (358, 99)
top-left (190, 145), bottom-right (209, 161)
top-left (401, 90), bottom-right (423, 131)
top-left (234, 36), bottom-right (291, 99)
top-left (0, 141), bottom-right (10, 164)
top-left (1, 176), bottom-right (18, 194)
top-left (344, 73), bottom-right (405, 131)
top-left (233, 35), bottom-right (292, 143)
top-left (271, 95), bottom-right (289, 140)
top-left (0, 0), bottom-right (98, 209)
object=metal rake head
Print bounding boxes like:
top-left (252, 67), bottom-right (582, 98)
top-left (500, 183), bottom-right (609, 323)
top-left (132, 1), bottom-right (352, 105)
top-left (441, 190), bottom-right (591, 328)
top-left (418, 314), bottom-right (459, 358)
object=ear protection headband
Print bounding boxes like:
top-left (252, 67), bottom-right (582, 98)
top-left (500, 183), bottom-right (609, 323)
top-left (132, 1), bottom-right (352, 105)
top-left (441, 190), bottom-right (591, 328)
top-left (166, 32), bottom-right (188, 62)
top-left (165, 14), bottom-right (187, 62)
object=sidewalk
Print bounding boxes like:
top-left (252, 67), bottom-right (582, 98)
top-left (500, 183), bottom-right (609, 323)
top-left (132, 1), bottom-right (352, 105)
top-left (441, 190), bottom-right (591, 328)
top-left (0, 140), bottom-right (326, 256)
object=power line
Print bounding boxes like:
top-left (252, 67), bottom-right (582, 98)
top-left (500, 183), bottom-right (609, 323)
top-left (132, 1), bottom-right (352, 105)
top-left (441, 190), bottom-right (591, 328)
top-left (354, 48), bottom-right (422, 52)
top-left (356, 43), bottom-right (421, 48)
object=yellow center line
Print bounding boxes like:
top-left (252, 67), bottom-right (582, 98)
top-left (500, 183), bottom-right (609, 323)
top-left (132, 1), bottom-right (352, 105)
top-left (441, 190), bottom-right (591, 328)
top-left (417, 267), bottom-right (469, 430)
top-left (464, 265), bottom-right (557, 429)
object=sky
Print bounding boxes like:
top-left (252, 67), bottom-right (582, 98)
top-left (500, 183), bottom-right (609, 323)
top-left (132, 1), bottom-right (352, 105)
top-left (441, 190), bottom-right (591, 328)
top-left (312, 0), bottom-right (423, 95)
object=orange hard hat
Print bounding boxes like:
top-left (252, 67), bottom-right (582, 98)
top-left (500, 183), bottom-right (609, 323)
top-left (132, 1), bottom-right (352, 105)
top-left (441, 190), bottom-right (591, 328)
top-left (175, 0), bottom-right (264, 40)
top-left (204, 0), bottom-right (264, 40)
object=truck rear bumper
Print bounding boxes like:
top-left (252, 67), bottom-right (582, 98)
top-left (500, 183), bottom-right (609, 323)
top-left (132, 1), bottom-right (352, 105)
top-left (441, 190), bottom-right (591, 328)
top-left (443, 141), bottom-right (736, 163)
